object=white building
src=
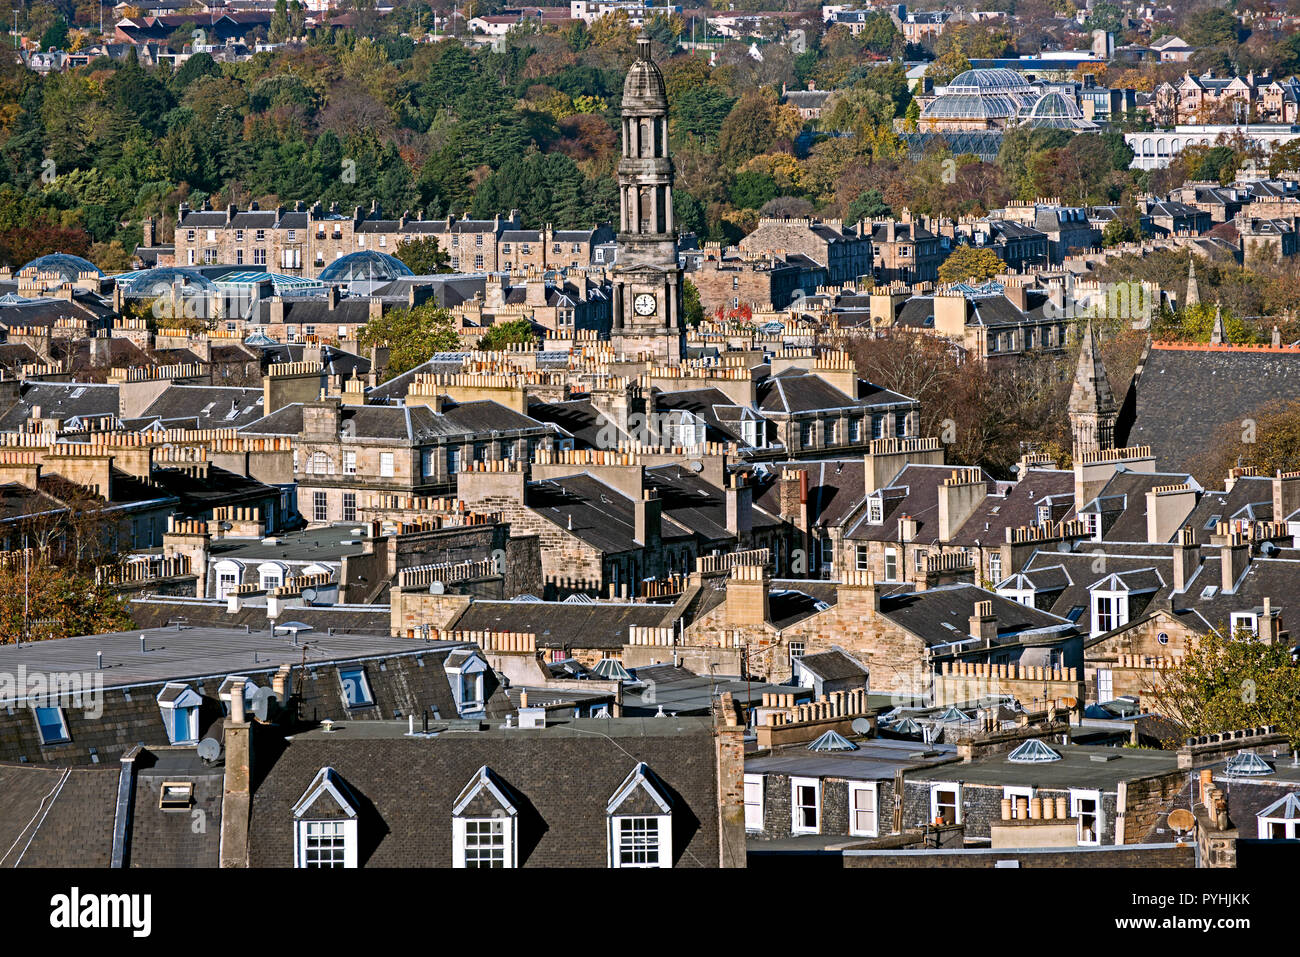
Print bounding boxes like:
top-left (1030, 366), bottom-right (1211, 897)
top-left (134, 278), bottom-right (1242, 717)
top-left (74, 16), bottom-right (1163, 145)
top-left (1125, 124), bottom-right (1300, 171)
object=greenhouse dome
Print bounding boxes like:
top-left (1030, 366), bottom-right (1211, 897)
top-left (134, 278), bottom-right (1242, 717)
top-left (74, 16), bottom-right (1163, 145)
top-left (921, 69), bottom-right (1039, 127)
top-left (1018, 91), bottom-right (1099, 130)
top-left (18, 252), bottom-right (103, 281)
top-left (318, 251), bottom-right (414, 285)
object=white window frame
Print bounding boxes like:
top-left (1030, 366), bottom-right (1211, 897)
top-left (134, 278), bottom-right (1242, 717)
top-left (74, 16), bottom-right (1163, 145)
top-left (1230, 612), bottom-right (1258, 638)
top-left (1070, 788), bottom-right (1103, 845)
top-left (1003, 785), bottom-right (1034, 819)
top-left (791, 777), bottom-right (821, 834)
top-left (884, 546), bottom-right (898, 582)
top-left (608, 814), bottom-right (671, 868)
top-left (848, 782), bottom-right (879, 837)
top-left (743, 774), bottom-right (764, 832)
top-left (453, 816), bottom-right (516, 868)
top-left (294, 819), bottom-right (358, 868)
top-left (343, 450), bottom-right (356, 474)
top-left (930, 782), bottom-right (962, 825)
top-left (380, 452), bottom-right (395, 478)
top-left (1258, 816), bottom-right (1299, 840)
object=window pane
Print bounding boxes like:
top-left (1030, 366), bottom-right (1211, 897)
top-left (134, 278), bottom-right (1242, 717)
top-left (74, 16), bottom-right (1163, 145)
top-left (303, 821), bottom-right (347, 867)
top-left (463, 819), bottom-right (506, 868)
top-left (618, 817), bottom-right (660, 866)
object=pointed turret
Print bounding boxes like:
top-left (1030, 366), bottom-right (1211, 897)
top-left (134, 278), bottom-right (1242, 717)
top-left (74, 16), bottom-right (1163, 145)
top-left (1210, 302), bottom-right (1225, 345)
top-left (1069, 320), bottom-right (1117, 457)
top-left (1185, 256), bottom-right (1199, 308)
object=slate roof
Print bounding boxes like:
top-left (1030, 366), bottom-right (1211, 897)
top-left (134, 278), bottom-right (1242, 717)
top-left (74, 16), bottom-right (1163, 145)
top-left (757, 372), bottom-right (912, 414)
top-left (247, 716), bottom-right (722, 867)
top-left (0, 381), bottom-right (119, 431)
top-left (880, 582), bottom-right (1075, 648)
top-left (0, 764), bottom-right (118, 867)
top-left (795, 649), bottom-right (870, 681)
top-left (1122, 344), bottom-right (1300, 474)
top-left (448, 598), bottom-right (673, 651)
top-left (137, 385), bottom-right (266, 431)
top-left (844, 464), bottom-right (985, 543)
top-left (751, 458), bottom-right (865, 530)
top-left (240, 400), bottom-right (548, 443)
top-left (1078, 470), bottom-right (1200, 543)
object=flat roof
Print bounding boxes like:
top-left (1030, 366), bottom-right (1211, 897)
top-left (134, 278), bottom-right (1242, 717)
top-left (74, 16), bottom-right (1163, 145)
top-left (0, 628), bottom-right (463, 696)
top-left (285, 715), bottom-right (714, 741)
top-left (907, 742), bottom-right (1182, 791)
top-left (746, 737), bottom-right (961, 780)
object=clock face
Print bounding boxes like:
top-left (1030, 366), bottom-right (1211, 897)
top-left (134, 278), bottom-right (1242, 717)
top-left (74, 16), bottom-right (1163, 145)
top-left (633, 293), bottom-right (657, 316)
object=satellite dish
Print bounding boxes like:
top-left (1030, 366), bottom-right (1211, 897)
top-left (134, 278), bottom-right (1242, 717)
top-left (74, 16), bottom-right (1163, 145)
top-left (1261, 541), bottom-right (1280, 557)
top-left (1009, 464), bottom-right (1019, 475)
top-left (851, 717), bottom-right (872, 735)
top-left (302, 586), bottom-right (318, 604)
top-left (197, 737), bottom-right (222, 763)
top-left (1061, 696), bottom-right (1078, 708)
top-left (429, 580), bottom-right (446, 595)
top-left (689, 460), bottom-right (704, 472)
top-left (1168, 808), bottom-right (1196, 833)
top-left (250, 686), bottom-right (278, 722)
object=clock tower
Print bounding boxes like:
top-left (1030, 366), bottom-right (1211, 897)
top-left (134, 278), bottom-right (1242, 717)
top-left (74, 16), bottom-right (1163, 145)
top-left (610, 31), bottom-right (685, 364)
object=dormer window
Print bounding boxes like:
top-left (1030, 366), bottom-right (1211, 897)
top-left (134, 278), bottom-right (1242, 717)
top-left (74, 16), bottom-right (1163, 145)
top-left (607, 763), bottom-right (673, 868)
top-left (1230, 612), bottom-right (1258, 638)
top-left (293, 767), bottom-right (359, 868)
top-left (867, 495), bottom-right (884, 524)
top-left (156, 683), bottom-right (202, 744)
top-left (339, 666), bottom-right (374, 708)
top-left (444, 650), bottom-right (488, 716)
top-left (1090, 578), bottom-right (1129, 637)
top-left (452, 766), bottom-right (518, 868)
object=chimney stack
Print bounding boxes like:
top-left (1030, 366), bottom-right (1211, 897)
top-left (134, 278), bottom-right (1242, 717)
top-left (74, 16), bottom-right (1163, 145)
top-left (969, 600), bottom-right (997, 644)
top-left (1221, 529), bottom-right (1249, 593)
top-left (1172, 525), bottom-right (1201, 593)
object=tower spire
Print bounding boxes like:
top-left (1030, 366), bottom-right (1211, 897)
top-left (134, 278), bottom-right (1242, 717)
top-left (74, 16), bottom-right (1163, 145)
top-left (1069, 320), bottom-right (1117, 457)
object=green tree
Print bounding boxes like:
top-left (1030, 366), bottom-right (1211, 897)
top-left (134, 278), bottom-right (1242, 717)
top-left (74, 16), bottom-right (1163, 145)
top-left (0, 562), bottom-right (131, 642)
top-left (477, 317), bottom-right (538, 350)
top-left (1148, 628), bottom-right (1300, 748)
top-left (394, 236), bottom-right (450, 274)
top-left (357, 303), bottom-right (460, 379)
top-left (730, 170), bottom-right (778, 210)
top-left (846, 188), bottom-right (891, 225)
top-left (937, 246), bottom-right (1005, 284)
top-left (683, 277), bottom-right (704, 327)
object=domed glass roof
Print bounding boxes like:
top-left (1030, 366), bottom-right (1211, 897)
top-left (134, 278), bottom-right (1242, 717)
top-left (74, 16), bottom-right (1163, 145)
top-left (1018, 91), bottom-right (1098, 130)
top-left (19, 252), bottom-right (103, 281)
top-left (318, 251), bottom-right (413, 284)
top-left (922, 69), bottom-right (1038, 121)
top-left (946, 69), bottom-right (1037, 93)
top-left (123, 266), bottom-right (219, 297)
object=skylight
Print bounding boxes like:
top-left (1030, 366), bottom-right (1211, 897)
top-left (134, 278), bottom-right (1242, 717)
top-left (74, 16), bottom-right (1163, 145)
top-left (1224, 750), bottom-right (1273, 776)
top-left (1007, 738), bottom-right (1061, 763)
top-left (807, 730), bottom-right (858, 752)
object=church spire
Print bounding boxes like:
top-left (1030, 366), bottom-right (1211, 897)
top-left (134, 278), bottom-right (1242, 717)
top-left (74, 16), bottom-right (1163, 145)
top-left (1069, 320), bottom-right (1117, 458)
top-left (1210, 302), bottom-right (1225, 345)
top-left (1185, 256), bottom-right (1199, 308)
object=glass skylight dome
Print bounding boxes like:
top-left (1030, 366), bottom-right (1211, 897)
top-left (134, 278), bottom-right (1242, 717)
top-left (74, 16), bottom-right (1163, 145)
top-left (318, 250), bottom-right (413, 285)
top-left (122, 266), bottom-right (219, 298)
top-left (807, 730), bottom-right (858, 752)
top-left (19, 252), bottom-right (103, 281)
top-left (1223, 750), bottom-right (1273, 776)
top-left (1007, 738), bottom-right (1062, 763)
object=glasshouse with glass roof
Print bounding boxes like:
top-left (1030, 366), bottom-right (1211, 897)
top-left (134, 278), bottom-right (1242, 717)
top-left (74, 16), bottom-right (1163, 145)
top-left (919, 69), bottom-right (1039, 130)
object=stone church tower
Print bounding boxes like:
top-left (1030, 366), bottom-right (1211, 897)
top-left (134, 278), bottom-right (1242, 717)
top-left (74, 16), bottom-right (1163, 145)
top-left (610, 32), bottom-right (685, 363)
top-left (1069, 320), bottom-right (1117, 458)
